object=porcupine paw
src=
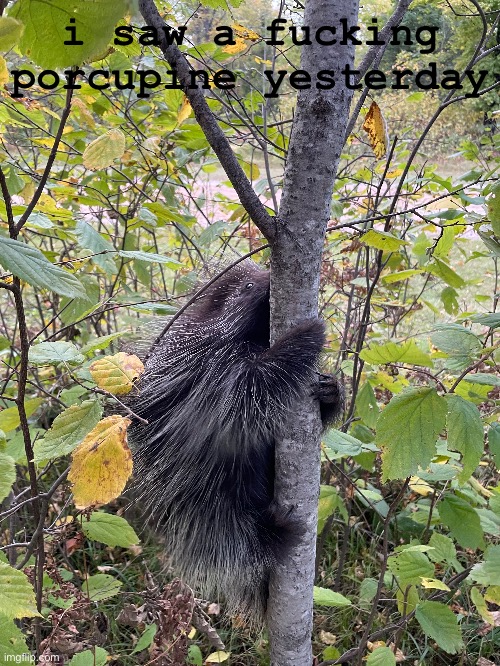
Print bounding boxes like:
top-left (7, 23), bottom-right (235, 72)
top-left (313, 373), bottom-right (345, 427)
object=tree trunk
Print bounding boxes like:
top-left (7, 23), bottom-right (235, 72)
top-left (267, 1), bottom-right (359, 663)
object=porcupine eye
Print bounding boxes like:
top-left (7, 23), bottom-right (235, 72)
top-left (245, 282), bottom-right (254, 289)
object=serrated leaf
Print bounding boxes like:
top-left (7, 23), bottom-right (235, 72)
top-left (366, 646), bottom-right (396, 666)
top-left (0, 398), bottom-right (43, 433)
top-left (360, 229), bottom-right (408, 251)
top-left (428, 533), bottom-right (462, 571)
top-left (387, 550), bottom-right (434, 586)
top-left (29, 341), bottom-right (85, 365)
top-left (0, 616), bottom-right (30, 662)
top-left (439, 495), bottom-right (484, 550)
top-left (470, 545), bottom-right (500, 585)
top-left (84, 574), bottom-right (122, 602)
top-left (360, 340), bottom-right (432, 367)
top-left (445, 394), bottom-right (484, 483)
top-left (177, 96), bottom-right (192, 124)
top-left (431, 324), bottom-right (481, 371)
top-left (68, 415), bottom-right (133, 508)
top-left (83, 129), bottom-right (126, 170)
top-left (415, 601), bottom-right (464, 654)
top-left (469, 313), bottom-right (500, 328)
top-left (11, 0), bottom-right (128, 69)
top-left (362, 102), bottom-right (388, 159)
top-left (0, 236), bottom-right (86, 298)
top-left (323, 429), bottom-right (363, 457)
top-left (376, 387), bottom-right (447, 481)
top-left (33, 400), bottom-right (102, 462)
top-left (0, 452), bottom-right (15, 503)
top-left (0, 561), bottom-right (40, 619)
top-left (68, 647), bottom-right (108, 666)
top-left (81, 511), bottom-right (139, 548)
top-left (313, 586), bottom-right (352, 607)
top-left (90, 352), bottom-right (144, 396)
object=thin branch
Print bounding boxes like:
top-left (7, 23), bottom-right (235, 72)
top-left (138, 0), bottom-right (276, 241)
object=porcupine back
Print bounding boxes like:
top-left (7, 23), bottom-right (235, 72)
top-left (127, 260), bottom-right (327, 619)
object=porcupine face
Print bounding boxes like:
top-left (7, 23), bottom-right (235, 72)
top-left (190, 263), bottom-right (271, 347)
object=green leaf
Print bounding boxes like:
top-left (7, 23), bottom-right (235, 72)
top-left (11, 0), bottom-right (128, 68)
top-left (387, 550), bottom-right (434, 586)
top-left (429, 258), bottom-right (466, 289)
top-left (81, 511), bottom-right (140, 548)
top-left (463, 373), bottom-right (500, 387)
top-left (0, 452), bottom-right (15, 503)
top-left (33, 400), bottom-right (102, 462)
top-left (74, 220), bottom-right (116, 275)
top-left (382, 269), bottom-right (423, 284)
top-left (118, 250), bottom-right (182, 268)
top-left (0, 236), bottom-right (86, 298)
top-left (68, 647), bottom-right (108, 666)
top-left (356, 382), bottom-right (379, 429)
top-left (0, 16), bottom-right (24, 50)
top-left (0, 561), bottom-right (40, 619)
top-left (131, 624), bottom-right (157, 655)
top-left (360, 340), bottom-right (433, 367)
top-left (81, 332), bottom-right (124, 355)
top-left (29, 341), bottom-right (85, 366)
top-left (445, 395), bottom-right (484, 483)
top-left (428, 533), bottom-right (462, 571)
top-left (438, 495), bottom-right (484, 550)
top-left (323, 429), bottom-right (363, 458)
top-left (187, 644), bottom-right (203, 666)
top-left (489, 424), bottom-right (500, 467)
top-left (396, 584), bottom-right (419, 615)
top-left (376, 387), bottom-right (447, 481)
top-left (431, 325), bottom-right (481, 371)
top-left (83, 129), bottom-right (126, 170)
top-left (318, 485), bottom-right (347, 532)
top-left (313, 586), bottom-right (352, 607)
top-left (0, 398), bottom-right (43, 433)
top-left (360, 230), bottom-right (408, 251)
top-left (359, 578), bottom-right (378, 607)
top-left (469, 313), bottom-right (500, 328)
top-left (0, 616), bottom-right (30, 663)
top-left (415, 601), bottom-right (464, 654)
top-left (366, 646), bottom-right (396, 666)
top-left (469, 545), bottom-right (500, 585)
top-left (84, 574), bottom-right (122, 602)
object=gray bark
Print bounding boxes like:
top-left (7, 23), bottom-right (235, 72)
top-left (267, 1), bottom-right (359, 664)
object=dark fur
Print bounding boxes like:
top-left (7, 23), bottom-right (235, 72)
top-left (127, 261), bottom-right (343, 620)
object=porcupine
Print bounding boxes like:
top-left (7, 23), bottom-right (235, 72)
top-left (127, 260), bottom-right (343, 620)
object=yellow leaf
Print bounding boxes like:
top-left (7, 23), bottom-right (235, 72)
top-left (362, 101), bottom-right (388, 159)
top-left (409, 476), bottom-right (433, 496)
top-left (420, 578), bottom-right (450, 591)
top-left (254, 56), bottom-right (272, 65)
top-left (82, 129), bottom-right (126, 170)
top-left (205, 651), bottom-right (230, 663)
top-left (68, 415), bottom-right (133, 509)
top-left (177, 96), bottom-right (192, 125)
top-left (71, 98), bottom-right (96, 129)
top-left (0, 56), bottom-right (8, 86)
top-left (90, 352), bottom-right (144, 396)
top-left (232, 23), bottom-right (260, 42)
top-left (222, 37), bottom-right (247, 55)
